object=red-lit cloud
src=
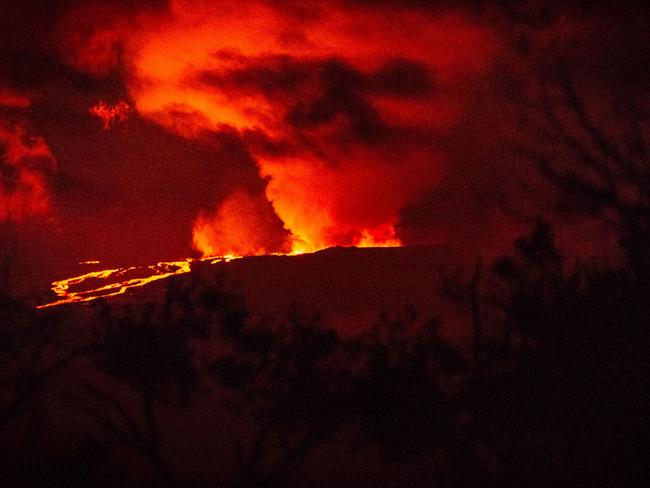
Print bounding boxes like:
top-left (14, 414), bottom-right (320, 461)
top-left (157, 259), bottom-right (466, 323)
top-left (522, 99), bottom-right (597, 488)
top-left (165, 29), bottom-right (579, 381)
top-left (89, 100), bottom-right (130, 129)
top-left (1, 91), bottom-right (56, 222)
top-left (59, 0), bottom-right (500, 255)
top-left (0, 88), bottom-right (31, 109)
top-left (193, 189), bottom-right (288, 256)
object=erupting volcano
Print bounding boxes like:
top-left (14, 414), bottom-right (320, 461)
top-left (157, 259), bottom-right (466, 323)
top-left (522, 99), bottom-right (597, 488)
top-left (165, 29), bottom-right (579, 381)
top-left (36, 254), bottom-right (246, 309)
top-left (3, 1), bottom-right (647, 486)
top-left (9, 0), bottom-right (501, 307)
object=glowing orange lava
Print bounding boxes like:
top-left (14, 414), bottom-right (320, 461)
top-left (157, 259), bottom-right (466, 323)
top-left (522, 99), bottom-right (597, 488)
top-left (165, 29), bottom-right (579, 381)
top-left (36, 244), bottom-right (399, 309)
top-left (37, 255), bottom-right (240, 309)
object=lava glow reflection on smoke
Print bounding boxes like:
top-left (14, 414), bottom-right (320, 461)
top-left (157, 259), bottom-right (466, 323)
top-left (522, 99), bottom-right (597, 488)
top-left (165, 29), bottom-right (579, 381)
top-left (58, 0), bottom-right (497, 257)
top-left (37, 0), bottom-right (502, 308)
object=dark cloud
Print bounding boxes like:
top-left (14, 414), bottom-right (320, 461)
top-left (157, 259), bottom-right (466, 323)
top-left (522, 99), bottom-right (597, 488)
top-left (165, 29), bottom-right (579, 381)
top-left (0, 0), bottom-right (168, 54)
top-left (368, 59), bottom-right (434, 97)
top-left (199, 55), bottom-right (314, 98)
top-left (200, 56), bottom-right (435, 144)
top-left (342, 0), bottom-right (478, 11)
top-left (201, 55), bottom-right (433, 99)
top-left (285, 60), bottom-right (387, 142)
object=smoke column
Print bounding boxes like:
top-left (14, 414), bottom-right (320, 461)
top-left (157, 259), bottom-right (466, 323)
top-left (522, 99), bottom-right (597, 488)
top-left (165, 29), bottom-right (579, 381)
top-left (60, 0), bottom-right (499, 255)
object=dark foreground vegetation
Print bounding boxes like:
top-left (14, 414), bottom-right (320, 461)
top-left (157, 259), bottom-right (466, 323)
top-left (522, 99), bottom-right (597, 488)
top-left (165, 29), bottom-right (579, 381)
top-left (1, 217), bottom-right (648, 487)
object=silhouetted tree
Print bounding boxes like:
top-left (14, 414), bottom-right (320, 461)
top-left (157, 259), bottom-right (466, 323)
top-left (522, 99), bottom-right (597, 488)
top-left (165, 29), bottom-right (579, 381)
top-left (0, 255), bottom-right (106, 486)
top-left (210, 308), bottom-right (349, 487)
top-left (348, 309), bottom-right (463, 454)
top-left (469, 222), bottom-right (650, 486)
top-left (497, 1), bottom-right (650, 278)
top-left (69, 276), bottom-right (238, 488)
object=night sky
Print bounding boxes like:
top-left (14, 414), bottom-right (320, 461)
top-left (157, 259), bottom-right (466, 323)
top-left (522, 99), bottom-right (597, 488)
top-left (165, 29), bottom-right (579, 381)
top-left (1, 0), bottom-right (648, 295)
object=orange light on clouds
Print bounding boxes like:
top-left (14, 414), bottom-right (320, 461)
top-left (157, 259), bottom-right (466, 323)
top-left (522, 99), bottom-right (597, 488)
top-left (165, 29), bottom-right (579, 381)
top-left (0, 120), bottom-right (56, 222)
top-left (61, 0), bottom-right (500, 255)
top-left (89, 100), bottom-right (130, 129)
top-left (192, 190), bottom-right (288, 257)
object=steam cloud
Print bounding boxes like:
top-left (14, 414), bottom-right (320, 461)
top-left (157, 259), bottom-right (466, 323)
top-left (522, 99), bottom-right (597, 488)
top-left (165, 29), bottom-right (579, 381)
top-left (59, 0), bottom-right (499, 255)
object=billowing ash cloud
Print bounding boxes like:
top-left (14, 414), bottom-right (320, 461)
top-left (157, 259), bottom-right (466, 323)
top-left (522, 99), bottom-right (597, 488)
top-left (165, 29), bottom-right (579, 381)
top-left (193, 189), bottom-right (288, 256)
top-left (58, 0), bottom-right (500, 255)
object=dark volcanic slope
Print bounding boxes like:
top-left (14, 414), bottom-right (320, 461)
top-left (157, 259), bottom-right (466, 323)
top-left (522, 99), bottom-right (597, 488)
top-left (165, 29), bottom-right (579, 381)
top-left (43, 245), bottom-right (470, 341)
top-left (181, 245), bottom-right (465, 338)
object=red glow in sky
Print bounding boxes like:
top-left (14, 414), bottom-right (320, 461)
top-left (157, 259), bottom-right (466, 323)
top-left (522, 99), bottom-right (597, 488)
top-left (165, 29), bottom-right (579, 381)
top-left (1, 0), bottom-right (642, 297)
top-left (89, 100), bottom-right (130, 129)
top-left (58, 0), bottom-right (499, 256)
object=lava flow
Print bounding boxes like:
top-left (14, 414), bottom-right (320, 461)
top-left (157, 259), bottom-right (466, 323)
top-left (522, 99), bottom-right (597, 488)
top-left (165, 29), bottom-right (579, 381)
top-left (37, 255), bottom-right (240, 309)
top-left (36, 241), bottom-right (404, 309)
